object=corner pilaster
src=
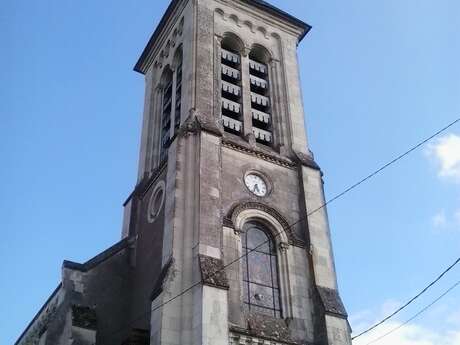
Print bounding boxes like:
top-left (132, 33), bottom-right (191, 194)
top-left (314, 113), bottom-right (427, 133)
top-left (300, 165), bottom-right (352, 344)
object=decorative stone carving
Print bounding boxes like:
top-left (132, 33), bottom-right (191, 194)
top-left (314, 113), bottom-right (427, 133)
top-left (256, 26), bottom-right (269, 39)
top-left (195, 112), bottom-right (223, 136)
top-left (229, 332), bottom-right (302, 345)
top-left (243, 46), bottom-right (252, 58)
top-left (198, 255), bottom-right (230, 290)
top-left (230, 313), bottom-right (307, 344)
top-left (246, 314), bottom-right (293, 342)
top-left (177, 115), bottom-right (201, 136)
top-left (233, 228), bottom-right (243, 237)
top-left (243, 20), bottom-right (255, 33)
top-left (164, 40), bottom-right (171, 57)
top-left (177, 17), bottom-right (184, 36)
top-left (153, 16), bottom-right (185, 70)
top-left (213, 4), bottom-right (277, 45)
top-left (292, 150), bottom-right (321, 171)
top-left (278, 242), bottom-right (289, 252)
top-left (175, 113), bottom-right (223, 139)
top-left (229, 14), bottom-right (241, 27)
top-left (316, 286), bottom-right (348, 318)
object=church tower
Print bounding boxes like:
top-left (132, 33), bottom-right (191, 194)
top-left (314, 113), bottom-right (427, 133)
top-left (15, 1), bottom-right (352, 345)
top-left (126, 0), bottom-right (352, 344)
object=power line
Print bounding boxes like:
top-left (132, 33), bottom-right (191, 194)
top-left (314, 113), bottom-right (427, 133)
top-left (352, 256), bottom-right (460, 340)
top-left (363, 280), bottom-right (460, 345)
top-left (107, 117), bottom-right (460, 341)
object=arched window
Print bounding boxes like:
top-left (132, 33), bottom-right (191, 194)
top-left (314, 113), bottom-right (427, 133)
top-left (173, 47), bottom-right (183, 134)
top-left (242, 222), bottom-right (281, 318)
top-left (160, 67), bottom-right (173, 162)
top-left (158, 46), bottom-right (182, 164)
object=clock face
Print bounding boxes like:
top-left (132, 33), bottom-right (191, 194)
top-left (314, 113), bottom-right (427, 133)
top-left (245, 174), bottom-right (268, 197)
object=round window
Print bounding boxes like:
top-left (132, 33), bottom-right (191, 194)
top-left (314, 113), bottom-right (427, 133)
top-left (147, 181), bottom-right (165, 223)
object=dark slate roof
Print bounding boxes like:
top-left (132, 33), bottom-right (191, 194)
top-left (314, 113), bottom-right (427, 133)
top-left (244, 0), bottom-right (311, 39)
top-left (134, 0), bottom-right (311, 73)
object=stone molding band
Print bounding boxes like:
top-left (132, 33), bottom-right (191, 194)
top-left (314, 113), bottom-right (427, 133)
top-left (226, 201), bottom-right (306, 247)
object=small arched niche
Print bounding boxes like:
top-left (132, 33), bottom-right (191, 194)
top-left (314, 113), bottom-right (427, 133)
top-left (172, 45), bottom-right (183, 70)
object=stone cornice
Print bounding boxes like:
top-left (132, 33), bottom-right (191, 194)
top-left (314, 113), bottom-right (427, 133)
top-left (222, 139), bottom-right (296, 169)
top-left (123, 162), bottom-right (168, 206)
top-left (216, 0), bottom-right (311, 42)
top-left (134, 0), bottom-right (187, 74)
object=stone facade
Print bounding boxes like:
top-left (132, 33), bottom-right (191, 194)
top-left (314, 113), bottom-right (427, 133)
top-left (15, 1), bottom-right (351, 345)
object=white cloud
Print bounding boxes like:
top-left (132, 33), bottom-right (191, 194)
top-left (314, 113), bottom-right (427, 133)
top-left (427, 134), bottom-right (460, 182)
top-left (380, 299), bottom-right (402, 316)
top-left (432, 210), bottom-right (448, 228)
top-left (353, 322), bottom-right (460, 345)
top-left (448, 310), bottom-right (460, 327)
top-left (431, 208), bottom-right (460, 231)
top-left (455, 210), bottom-right (460, 225)
top-left (351, 301), bottom-right (460, 345)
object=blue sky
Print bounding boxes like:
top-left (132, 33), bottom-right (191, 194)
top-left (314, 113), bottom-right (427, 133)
top-left (1, 1), bottom-right (459, 344)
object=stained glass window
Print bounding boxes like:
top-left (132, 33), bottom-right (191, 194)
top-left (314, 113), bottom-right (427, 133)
top-left (242, 222), bottom-right (281, 318)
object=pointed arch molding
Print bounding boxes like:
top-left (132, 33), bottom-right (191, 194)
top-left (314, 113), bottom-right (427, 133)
top-left (226, 201), bottom-right (306, 247)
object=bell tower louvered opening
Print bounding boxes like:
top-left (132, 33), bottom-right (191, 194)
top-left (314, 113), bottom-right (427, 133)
top-left (221, 38), bottom-right (243, 136)
top-left (160, 68), bottom-right (173, 162)
top-left (173, 47), bottom-right (183, 134)
top-left (249, 48), bottom-right (272, 146)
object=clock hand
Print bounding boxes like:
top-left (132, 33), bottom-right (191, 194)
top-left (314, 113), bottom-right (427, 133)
top-left (254, 184), bottom-right (260, 193)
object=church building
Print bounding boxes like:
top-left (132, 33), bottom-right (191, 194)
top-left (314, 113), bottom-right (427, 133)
top-left (15, 0), bottom-right (352, 344)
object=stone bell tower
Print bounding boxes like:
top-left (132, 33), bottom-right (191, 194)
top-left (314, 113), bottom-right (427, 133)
top-left (14, 0), bottom-right (352, 344)
top-left (126, 0), bottom-right (353, 344)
